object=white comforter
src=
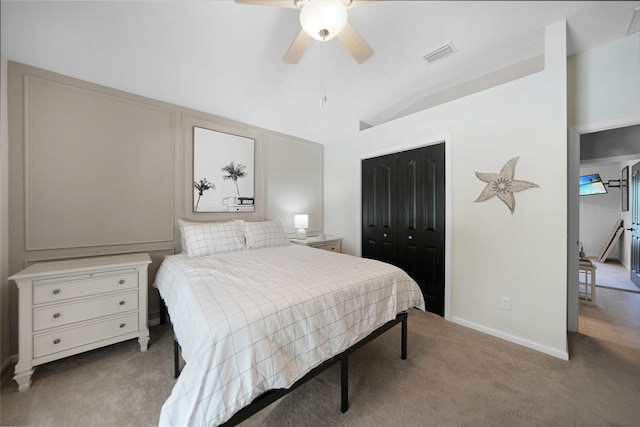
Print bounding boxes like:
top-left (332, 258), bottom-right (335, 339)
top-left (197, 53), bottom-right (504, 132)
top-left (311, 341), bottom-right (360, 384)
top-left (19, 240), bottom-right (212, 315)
top-left (154, 244), bottom-right (424, 426)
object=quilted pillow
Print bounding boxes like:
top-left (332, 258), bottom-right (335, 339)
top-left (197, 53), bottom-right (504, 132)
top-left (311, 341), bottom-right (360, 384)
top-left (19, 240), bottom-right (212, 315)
top-left (179, 220), bottom-right (245, 257)
top-left (244, 221), bottom-right (291, 249)
top-left (178, 219), bottom-right (202, 252)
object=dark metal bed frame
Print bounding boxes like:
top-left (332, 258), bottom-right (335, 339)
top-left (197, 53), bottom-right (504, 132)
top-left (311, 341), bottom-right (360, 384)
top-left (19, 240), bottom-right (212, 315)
top-left (169, 309), bottom-right (409, 426)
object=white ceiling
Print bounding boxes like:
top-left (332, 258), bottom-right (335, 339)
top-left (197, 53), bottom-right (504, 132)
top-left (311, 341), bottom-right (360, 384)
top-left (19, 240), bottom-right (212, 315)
top-left (1, 1), bottom-right (638, 144)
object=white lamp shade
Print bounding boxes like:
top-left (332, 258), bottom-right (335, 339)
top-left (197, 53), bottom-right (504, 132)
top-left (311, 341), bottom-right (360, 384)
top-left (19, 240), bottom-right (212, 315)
top-left (299, 0), bottom-right (348, 41)
top-left (294, 214), bottom-right (309, 229)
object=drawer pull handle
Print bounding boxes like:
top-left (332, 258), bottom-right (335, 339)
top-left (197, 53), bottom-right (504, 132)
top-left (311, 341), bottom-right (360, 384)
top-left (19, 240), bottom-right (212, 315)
top-left (408, 235), bottom-right (413, 240)
top-left (53, 313), bottom-right (61, 319)
top-left (118, 279), bottom-right (125, 284)
top-left (119, 301), bottom-right (125, 306)
top-left (119, 323), bottom-right (126, 328)
top-left (383, 233), bottom-right (388, 238)
top-left (52, 289), bottom-right (60, 295)
top-left (53, 338), bottom-right (61, 345)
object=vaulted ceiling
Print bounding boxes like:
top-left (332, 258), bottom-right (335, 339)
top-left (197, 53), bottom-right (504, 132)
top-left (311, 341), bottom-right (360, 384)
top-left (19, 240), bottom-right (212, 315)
top-left (1, 1), bottom-right (638, 144)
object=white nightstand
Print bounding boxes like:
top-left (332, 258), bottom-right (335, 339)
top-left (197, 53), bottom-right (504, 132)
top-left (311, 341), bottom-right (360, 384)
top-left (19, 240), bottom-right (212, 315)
top-left (290, 235), bottom-right (342, 253)
top-left (9, 253), bottom-right (152, 391)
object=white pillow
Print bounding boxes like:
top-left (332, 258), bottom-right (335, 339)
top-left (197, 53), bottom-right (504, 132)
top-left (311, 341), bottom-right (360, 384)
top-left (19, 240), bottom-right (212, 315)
top-left (179, 220), bottom-right (245, 257)
top-left (233, 219), bottom-right (245, 239)
top-left (178, 219), bottom-right (245, 252)
top-left (244, 221), bottom-right (291, 249)
top-left (178, 220), bottom-right (202, 252)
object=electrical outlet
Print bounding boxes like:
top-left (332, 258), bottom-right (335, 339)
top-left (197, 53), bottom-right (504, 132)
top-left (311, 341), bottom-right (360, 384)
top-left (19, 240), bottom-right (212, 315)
top-left (500, 297), bottom-right (511, 311)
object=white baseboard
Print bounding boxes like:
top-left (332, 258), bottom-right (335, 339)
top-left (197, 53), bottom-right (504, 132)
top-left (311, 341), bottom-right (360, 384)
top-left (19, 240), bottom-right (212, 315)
top-left (451, 316), bottom-right (569, 361)
top-left (148, 313), bottom-right (162, 327)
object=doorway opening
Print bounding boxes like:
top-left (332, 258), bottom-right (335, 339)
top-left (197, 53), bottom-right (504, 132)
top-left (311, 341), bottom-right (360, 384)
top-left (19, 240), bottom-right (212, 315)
top-left (568, 119), bottom-right (640, 351)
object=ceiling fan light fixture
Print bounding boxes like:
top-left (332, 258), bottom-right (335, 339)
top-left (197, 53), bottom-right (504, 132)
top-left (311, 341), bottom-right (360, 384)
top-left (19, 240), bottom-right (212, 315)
top-left (300, 0), bottom-right (348, 41)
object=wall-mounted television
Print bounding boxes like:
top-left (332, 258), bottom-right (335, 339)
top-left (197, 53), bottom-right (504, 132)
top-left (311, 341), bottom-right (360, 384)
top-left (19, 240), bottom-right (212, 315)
top-left (579, 173), bottom-right (608, 196)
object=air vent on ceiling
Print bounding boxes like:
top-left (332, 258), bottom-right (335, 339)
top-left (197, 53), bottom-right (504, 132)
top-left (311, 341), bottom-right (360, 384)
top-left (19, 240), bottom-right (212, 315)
top-left (422, 42), bottom-right (456, 64)
top-left (626, 7), bottom-right (640, 35)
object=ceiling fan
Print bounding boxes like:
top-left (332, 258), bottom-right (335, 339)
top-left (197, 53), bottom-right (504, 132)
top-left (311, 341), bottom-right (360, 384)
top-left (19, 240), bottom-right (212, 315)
top-left (235, 0), bottom-right (376, 64)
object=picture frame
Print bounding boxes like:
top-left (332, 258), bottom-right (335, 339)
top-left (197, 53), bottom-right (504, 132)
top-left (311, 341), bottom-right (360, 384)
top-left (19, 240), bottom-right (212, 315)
top-left (621, 166), bottom-right (629, 211)
top-left (193, 126), bottom-right (255, 213)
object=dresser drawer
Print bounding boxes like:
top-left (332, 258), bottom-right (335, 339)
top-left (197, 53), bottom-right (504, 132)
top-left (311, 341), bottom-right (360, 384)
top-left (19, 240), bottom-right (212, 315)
top-left (33, 312), bottom-right (139, 359)
top-left (313, 241), bottom-right (341, 252)
top-left (33, 291), bottom-right (139, 332)
top-left (33, 271), bottom-right (138, 304)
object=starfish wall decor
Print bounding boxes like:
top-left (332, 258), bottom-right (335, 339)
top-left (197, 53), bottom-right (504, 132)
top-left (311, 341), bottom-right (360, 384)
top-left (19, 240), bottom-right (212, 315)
top-left (474, 157), bottom-right (539, 214)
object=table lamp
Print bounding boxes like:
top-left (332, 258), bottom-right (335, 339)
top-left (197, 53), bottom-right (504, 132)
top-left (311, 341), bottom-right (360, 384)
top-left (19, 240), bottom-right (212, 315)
top-left (294, 214), bottom-right (308, 240)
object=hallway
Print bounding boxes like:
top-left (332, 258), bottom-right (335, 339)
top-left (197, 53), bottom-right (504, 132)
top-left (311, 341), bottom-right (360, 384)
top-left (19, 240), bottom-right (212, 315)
top-left (592, 258), bottom-right (640, 293)
top-left (578, 260), bottom-right (640, 352)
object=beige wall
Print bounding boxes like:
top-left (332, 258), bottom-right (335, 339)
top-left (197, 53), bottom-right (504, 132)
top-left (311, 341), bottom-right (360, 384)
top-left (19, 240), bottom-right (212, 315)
top-left (4, 62), bottom-right (323, 364)
top-left (265, 134), bottom-right (324, 233)
top-left (324, 22), bottom-right (569, 359)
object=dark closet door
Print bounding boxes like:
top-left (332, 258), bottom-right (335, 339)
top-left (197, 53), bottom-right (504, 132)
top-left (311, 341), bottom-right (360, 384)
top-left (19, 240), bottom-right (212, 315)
top-left (362, 144), bottom-right (446, 316)
top-left (398, 145), bottom-right (446, 316)
top-left (362, 153), bottom-right (398, 266)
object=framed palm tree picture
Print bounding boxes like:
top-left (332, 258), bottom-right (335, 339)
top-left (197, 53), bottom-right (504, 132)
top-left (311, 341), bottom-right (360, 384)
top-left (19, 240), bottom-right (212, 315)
top-left (193, 126), bottom-right (255, 213)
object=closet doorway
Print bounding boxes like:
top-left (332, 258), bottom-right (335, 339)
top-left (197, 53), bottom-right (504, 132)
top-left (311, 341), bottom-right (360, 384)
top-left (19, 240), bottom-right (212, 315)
top-left (362, 143), bottom-right (445, 316)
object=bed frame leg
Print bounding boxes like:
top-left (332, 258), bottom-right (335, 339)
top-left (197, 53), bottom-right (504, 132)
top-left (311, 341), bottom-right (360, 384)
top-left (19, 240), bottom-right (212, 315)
top-left (174, 337), bottom-right (181, 379)
top-left (340, 353), bottom-right (349, 413)
top-left (401, 312), bottom-right (408, 360)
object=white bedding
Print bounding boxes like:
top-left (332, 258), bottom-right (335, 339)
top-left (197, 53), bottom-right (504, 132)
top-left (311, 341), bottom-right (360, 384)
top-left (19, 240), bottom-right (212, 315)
top-left (154, 244), bottom-right (424, 426)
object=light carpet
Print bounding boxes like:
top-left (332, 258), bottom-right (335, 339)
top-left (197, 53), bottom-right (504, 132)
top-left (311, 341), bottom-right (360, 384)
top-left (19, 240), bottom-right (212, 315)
top-left (1, 291), bottom-right (639, 426)
top-left (259, 307), bottom-right (640, 426)
top-left (591, 257), bottom-right (640, 293)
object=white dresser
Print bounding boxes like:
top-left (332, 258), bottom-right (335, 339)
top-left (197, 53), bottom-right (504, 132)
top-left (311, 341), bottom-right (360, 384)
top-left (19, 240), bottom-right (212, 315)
top-left (290, 235), bottom-right (342, 253)
top-left (9, 253), bottom-right (152, 391)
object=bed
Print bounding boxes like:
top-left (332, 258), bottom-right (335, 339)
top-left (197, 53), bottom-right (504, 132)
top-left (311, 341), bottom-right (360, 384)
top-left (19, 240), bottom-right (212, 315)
top-left (154, 220), bottom-right (424, 426)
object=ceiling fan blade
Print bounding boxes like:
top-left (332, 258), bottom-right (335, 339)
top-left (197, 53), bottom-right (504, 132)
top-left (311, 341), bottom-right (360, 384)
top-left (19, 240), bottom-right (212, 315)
top-left (234, 0), bottom-right (298, 8)
top-left (337, 22), bottom-right (374, 64)
top-left (283, 29), bottom-right (313, 64)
